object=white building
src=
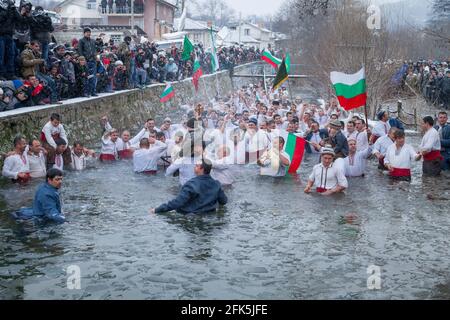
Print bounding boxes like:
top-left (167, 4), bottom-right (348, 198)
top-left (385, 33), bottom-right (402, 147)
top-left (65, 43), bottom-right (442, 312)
top-left (217, 22), bottom-right (274, 50)
top-left (54, 0), bottom-right (104, 27)
top-left (171, 17), bottom-right (218, 49)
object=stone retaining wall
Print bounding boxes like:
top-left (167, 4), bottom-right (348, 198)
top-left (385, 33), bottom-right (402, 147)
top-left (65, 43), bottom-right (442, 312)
top-left (0, 63), bottom-right (256, 166)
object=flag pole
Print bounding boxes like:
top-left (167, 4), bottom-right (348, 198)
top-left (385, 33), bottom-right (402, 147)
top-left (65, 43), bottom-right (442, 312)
top-left (211, 25), bottom-right (220, 98)
top-left (287, 77), bottom-right (294, 102)
top-left (362, 63), bottom-right (370, 143)
top-left (364, 103), bottom-right (370, 143)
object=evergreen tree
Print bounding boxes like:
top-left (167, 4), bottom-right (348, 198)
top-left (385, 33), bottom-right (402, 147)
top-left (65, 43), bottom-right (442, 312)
top-left (426, 0), bottom-right (450, 42)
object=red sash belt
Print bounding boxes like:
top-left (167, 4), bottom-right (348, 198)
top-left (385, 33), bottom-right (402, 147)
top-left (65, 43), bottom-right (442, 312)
top-left (316, 187), bottom-right (329, 193)
top-left (423, 150), bottom-right (443, 161)
top-left (143, 170), bottom-right (157, 175)
top-left (99, 154), bottom-right (116, 161)
top-left (15, 173), bottom-right (31, 184)
top-left (378, 156), bottom-right (385, 167)
top-left (40, 132), bottom-right (60, 143)
top-left (118, 149), bottom-right (133, 159)
top-left (370, 135), bottom-right (379, 144)
top-left (390, 168), bottom-right (411, 177)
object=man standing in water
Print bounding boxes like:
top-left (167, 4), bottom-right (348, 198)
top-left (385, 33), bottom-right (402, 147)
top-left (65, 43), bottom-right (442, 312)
top-left (150, 160), bottom-right (228, 214)
top-left (434, 111), bottom-right (450, 170)
top-left (304, 147), bottom-right (348, 195)
top-left (418, 116), bottom-right (442, 176)
top-left (384, 130), bottom-right (421, 181)
top-left (372, 127), bottom-right (398, 170)
top-left (12, 168), bottom-right (65, 223)
top-left (2, 136), bottom-right (30, 183)
top-left (41, 113), bottom-right (72, 169)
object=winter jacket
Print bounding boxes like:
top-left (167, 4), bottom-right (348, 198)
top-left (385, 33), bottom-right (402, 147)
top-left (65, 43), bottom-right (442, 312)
top-left (329, 130), bottom-right (349, 158)
top-left (435, 123), bottom-right (450, 157)
top-left (20, 47), bottom-right (45, 78)
top-left (155, 174), bottom-right (228, 214)
top-left (0, 2), bottom-right (18, 36)
top-left (78, 36), bottom-right (97, 62)
top-left (13, 7), bottom-right (33, 44)
top-left (30, 11), bottom-right (54, 43)
top-left (12, 182), bottom-right (65, 223)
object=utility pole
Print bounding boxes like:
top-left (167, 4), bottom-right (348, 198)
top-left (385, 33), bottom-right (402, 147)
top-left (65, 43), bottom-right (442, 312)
top-left (239, 12), bottom-right (242, 46)
top-left (131, 0), bottom-right (135, 36)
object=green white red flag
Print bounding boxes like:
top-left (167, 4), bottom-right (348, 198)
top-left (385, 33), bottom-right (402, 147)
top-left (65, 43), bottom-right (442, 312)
top-left (160, 83), bottom-right (175, 103)
top-left (192, 58), bottom-right (203, 91)
top-left (284, 133), bottom-right (306, 174)
top-left (330, 67), bottom-right (367, 111)
top-left (261, 49), bottom-right (282, 69)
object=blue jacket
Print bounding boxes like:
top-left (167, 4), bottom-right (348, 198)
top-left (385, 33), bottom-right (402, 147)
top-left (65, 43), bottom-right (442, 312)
top-left (389, 117), bottom-right (404, 131)
top-left (435, 123), bottom-right (450, 157)
top-left (331, 130), bottom-right (349, 157)
top-left (305, 129), bottom-right (329, 153)
top-left (155, 174), bottom-right (227, 214)
top-left (13, 183), bottom-right (65, 223)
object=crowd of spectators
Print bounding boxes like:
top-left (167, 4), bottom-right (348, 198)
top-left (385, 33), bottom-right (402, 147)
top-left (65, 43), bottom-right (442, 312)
top-left (402, 60), bottom-right (450, 109)
top-left (0, 1), bottom-right (265, 112)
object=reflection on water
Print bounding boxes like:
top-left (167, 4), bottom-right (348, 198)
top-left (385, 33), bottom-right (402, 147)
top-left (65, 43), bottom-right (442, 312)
top-left (0, 135), bottom-right (449, 299)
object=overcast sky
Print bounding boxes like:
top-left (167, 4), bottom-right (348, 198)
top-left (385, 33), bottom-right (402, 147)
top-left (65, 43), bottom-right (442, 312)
top-left (224, 0), bottom-right (402, 16)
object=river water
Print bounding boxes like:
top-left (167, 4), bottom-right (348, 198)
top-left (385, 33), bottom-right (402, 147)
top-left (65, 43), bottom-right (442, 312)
top-left (1, 132), bottom-right (450, 300)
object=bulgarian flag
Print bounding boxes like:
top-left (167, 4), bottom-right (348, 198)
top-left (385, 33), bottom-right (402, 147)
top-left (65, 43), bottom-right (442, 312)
top-left (261, 49), bottom-right (282, 69)
top-left (284, 133), bottom-right (306, 174)
top-left (209, 27), bottom-right (220, 72)
top-left (330, 67), bottom-right (367, 111)
top-left (192, 58), bottom-right (203, 91)
top-left (160, 83), bottom-right (175, 103)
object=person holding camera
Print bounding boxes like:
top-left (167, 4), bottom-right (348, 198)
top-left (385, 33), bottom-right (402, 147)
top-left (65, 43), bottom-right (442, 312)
top-left (30, 6), bottom-right (54, 68)
top-left (0, 0), bottom-right (18, 80)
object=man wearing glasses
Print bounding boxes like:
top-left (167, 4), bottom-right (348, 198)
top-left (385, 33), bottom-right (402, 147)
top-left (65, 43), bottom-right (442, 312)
top-left (12, 168), bottom-right (66, 223)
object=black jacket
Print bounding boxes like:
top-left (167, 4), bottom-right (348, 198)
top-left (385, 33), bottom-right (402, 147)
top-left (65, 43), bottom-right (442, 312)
top-left (30, 12), bottom-right (54, 43)
top-left (0, 3), bottom-right (18, 36)
top-left (78, 36), bottom-right (97, 62)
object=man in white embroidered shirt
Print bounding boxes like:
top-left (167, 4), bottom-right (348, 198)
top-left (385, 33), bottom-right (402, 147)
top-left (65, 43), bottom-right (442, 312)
top-left (418, 116), bottom-right (442, 176)
top-left (70, 141), bottom-right (95, 171)
top-left (2, 136), bottom-right (31, 183)
top-left (372, 127), bottom-right (398, 170)
top-left (26, 139), bottom-right (47, 178)
top-left (384, 130), bottom-right (421, 181)
top-left (133, 137), bottom-right (167, 174)
top-left (344, 139), bottom-right (373, 177)
top-left (304, 147), bottom-right (348, 195)
top-left (41, 113), bottom-right (72, 168)
top-left (354, 118), bottom-right (369, 151)
top-left (371, 110), bottom-right (391, 144)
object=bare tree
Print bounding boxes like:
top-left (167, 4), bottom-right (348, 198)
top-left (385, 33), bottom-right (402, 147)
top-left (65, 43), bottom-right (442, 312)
top-left (191, 0), bottom-right (236, 26)
top-left (272, 0), bottom-right (414, 118)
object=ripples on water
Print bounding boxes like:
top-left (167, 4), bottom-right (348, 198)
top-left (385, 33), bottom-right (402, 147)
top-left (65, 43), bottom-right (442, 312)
top-left (0, 135), bottom-right (449, 300)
